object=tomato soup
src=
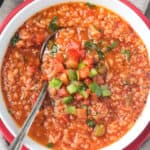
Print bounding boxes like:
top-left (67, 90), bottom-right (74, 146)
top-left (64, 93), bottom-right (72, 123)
top-left (1, 2), bottom-right (149, 150)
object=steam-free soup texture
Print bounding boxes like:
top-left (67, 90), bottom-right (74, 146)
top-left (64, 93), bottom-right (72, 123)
top-left (1, 2), bottom-right (149, 150)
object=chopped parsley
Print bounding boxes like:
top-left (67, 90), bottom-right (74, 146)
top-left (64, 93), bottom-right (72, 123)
top-left (7, 109), bottom-right (12, 114)
top-left (97, 51), bottom-right (105, 59)
top-left (89, 82), bottom-right (111, 97)
top-left (84, 40), bottom-right (105, 59)
top-left (84, 40), bottom-right (98, 50)
top-left (85, 2), bottom-right (96, 8)
top-left (106, 41), bottom-right (118, 51)
top-left (49, 44), bottom-right (59, 56)
top-left (121, 49), bottom-right (131, 61)
top-left (98, 29), bottom-right (102, 32)
top-left (10, 33), bottom-right (19, 46)
top-left (46, 142), bottom-right (54, 148)
top-left (79, 83), bottom-right (87, 91)
top-left (49, 16), bottom-right (60, 32)
top-left (86, 119), bottom-right (96, 128)
top-left (89, 82), bottom-right (102, 97)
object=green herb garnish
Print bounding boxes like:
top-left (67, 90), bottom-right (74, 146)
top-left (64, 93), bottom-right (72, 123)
top-left (8, 109), bottom-right (11, 114)
top-left (89, 82), bottom-right (101, 97)
top-left (110, 41), bottom-right (118, 48)
top-left (79, 83), bottom-right (87, 91)
top-left (84, 40), bottom-right (98, 50)
top-left (106, 41), bottom-right (118, 51)
top-left (10, 33), bottom-right (19, 46)
top-left (121, 49), bottom-right (130, 61)
top-left (98, 29), bottom-right (102, 32)
top-left (89, 82), bottom-right (99, 92)
top-left (46, 142), bottom-right (54, 148)
top-left (49, 44), bottom-right (58, 56)
top-left (49, 16), bottom-right (60, 32)
top-left (89, 82), bottom-right (111, 97)
top-left (97, 51), bottom-right (105, 59)
top-left (49, 77), bottom-right (62, 89)
top-left (86, 2), bottom-right (96, 8)
top-left (84, 40), bottom-right (105, 59)
top-left (86, 119), bottom-right (96, 128)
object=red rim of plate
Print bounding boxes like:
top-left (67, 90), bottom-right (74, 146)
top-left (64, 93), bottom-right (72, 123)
top-left (0, 0), bottom-right (149, 150)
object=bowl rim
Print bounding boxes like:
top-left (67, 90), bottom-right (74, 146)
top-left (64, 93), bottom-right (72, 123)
top-left (0, 0), bottom-right (150, 34)
top-left (0, 0), bottom-right (149, 150)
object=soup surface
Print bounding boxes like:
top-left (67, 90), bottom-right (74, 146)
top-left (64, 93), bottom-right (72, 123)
top-left (1, 2), bottom-right (150, 150)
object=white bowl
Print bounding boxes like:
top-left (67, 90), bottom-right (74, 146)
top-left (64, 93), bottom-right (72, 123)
top-left (0, 0), bottom-right (150, 150)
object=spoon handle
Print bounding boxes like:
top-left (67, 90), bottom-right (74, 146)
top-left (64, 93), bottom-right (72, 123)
top-left (8, 81), bottom-right (48, 150)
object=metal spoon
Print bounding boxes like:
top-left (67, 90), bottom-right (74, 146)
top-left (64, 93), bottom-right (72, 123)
top-left (8, 32), bottom-right (57, 150)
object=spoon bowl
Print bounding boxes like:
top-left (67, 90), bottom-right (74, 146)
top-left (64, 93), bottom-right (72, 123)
top-left (8, 31), bottom-right (58, 150)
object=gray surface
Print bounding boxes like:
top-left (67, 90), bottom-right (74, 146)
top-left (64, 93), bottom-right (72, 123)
top-left (0, 0), bottom-right (21, 22)
top-left (0, 0), bottom-right (150, 150)
top-left (130, 0), bottom-right (150, 13)
top-left (146, 2), bottom-right (150, 18)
